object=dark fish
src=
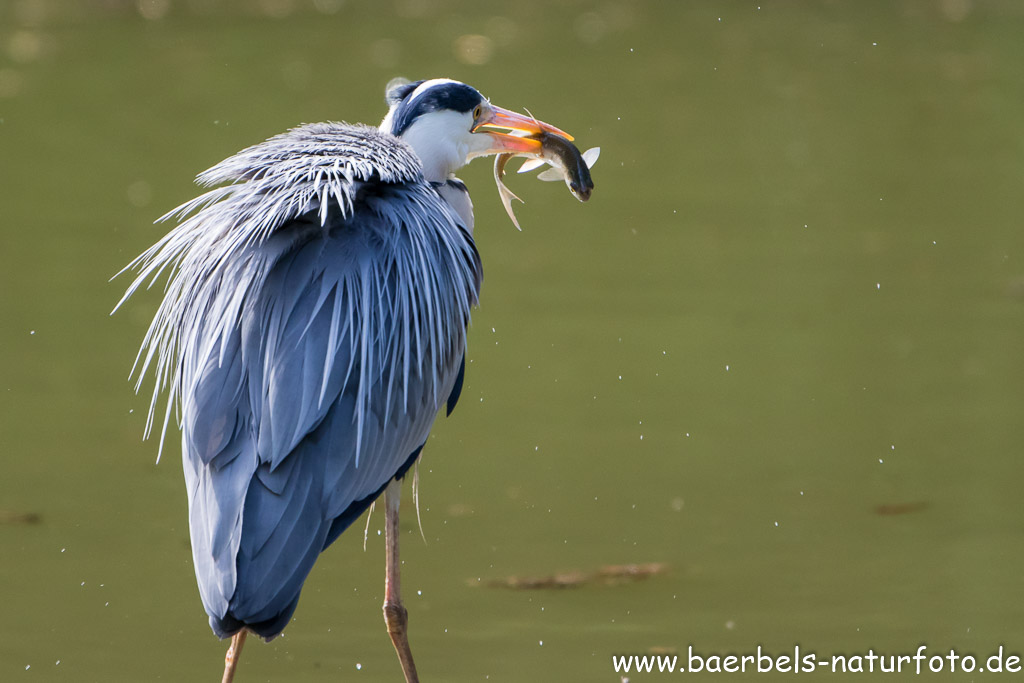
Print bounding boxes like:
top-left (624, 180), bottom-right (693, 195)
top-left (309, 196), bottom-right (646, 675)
top-left (492, 131), bottom-right (599, 228)
top-left (520, 131), bottom-right (597, 202)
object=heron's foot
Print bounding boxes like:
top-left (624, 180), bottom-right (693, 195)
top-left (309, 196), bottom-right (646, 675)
top-left (383, 600), bottom-right (419, 683)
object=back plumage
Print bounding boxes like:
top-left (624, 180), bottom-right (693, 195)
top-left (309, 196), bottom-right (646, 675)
top-left (119, 123), bottom-right (482, 638)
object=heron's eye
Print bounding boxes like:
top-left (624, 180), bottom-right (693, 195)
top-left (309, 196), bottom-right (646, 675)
top-left (473, 105), bottom-right (482, 121)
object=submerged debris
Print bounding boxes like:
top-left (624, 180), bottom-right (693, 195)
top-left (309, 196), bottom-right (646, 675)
top-left (596, 562), bottom-right (668, 584)
top-left (0, 509), bottom-right (41, 524)
top-left (480, 562), bottom-right (667, 590)
top-left (874, 501), bottom-right (929, 516)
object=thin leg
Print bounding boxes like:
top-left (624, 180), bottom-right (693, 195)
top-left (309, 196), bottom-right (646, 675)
top-left (221, 630), bottom-right (247, 683)
top-left (383, 478), bottom-right (420, 683)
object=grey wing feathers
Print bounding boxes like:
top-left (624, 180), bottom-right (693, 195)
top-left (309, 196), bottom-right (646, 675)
top-left (121, 123), bottom-right (482, 639)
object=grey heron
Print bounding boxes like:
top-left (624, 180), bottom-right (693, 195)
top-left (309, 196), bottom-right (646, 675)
top-left (118, 78), bottom-right (575, 682)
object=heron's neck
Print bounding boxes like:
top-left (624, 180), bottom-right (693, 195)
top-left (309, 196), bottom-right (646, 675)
top-left (389, 114), bottom-right (469, 183)
top-left (418, 155), bottom-right (460, 184)
top-left (435, 178), bottom-right (474, 234)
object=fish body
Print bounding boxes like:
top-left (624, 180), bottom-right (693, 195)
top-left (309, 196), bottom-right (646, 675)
top-left (492, 130), bottom-right (599, 229)
top-left (494, 152), bottom-right (524, 230)
top-left (523, 131), bottom-right (597, 202)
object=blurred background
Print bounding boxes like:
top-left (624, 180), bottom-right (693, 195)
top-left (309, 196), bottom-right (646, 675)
top-left (1, 0), bottom-right (1022, 680)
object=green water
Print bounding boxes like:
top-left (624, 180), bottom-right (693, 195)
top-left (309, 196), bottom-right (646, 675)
top-left (2, 1), bottom-right (1022, 681)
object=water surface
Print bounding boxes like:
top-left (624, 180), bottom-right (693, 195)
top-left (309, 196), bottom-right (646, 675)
top-left (1, 2), bottom-right (1022, 681)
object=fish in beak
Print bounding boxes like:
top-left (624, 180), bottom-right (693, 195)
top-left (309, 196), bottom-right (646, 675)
top-left (472, 103), bottom-right (596, 229)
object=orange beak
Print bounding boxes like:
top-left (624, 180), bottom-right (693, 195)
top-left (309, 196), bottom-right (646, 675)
top-left (470, 104), bottom-right (574, 156)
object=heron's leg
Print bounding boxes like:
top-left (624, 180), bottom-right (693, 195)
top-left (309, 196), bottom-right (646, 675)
top-left (383, 478), bottom-right (420, 683)
top-left (221, 629), bottom-right (247, 683)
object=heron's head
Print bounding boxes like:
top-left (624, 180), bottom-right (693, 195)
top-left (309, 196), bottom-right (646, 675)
top-left (380, 78), bottom-right (570, 183)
